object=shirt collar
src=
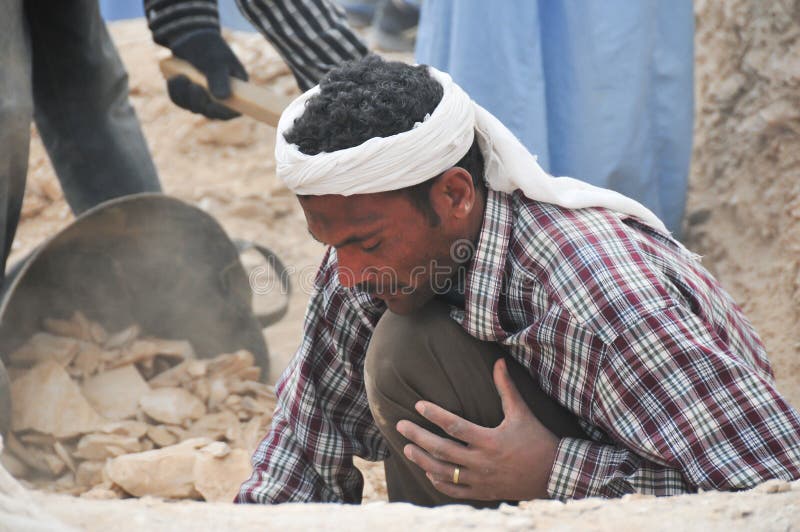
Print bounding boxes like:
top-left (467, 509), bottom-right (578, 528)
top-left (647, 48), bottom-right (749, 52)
top-left (459, 189), bottom-right (513, 341)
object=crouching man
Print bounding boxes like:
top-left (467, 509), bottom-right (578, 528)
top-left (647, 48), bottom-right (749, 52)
top-left (237, 56), bottom-right (800, 506)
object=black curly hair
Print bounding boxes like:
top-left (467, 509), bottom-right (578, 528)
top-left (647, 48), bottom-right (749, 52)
top-left (284, 55), bottom-right (484, 225)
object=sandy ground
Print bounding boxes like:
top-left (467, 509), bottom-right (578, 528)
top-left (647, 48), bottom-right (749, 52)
top-left (1, 456), bottom-right (799, 531)
top-left (4, 2), bottom-right (800, 528)
top-left (685, 0), bottom-right (800, 408)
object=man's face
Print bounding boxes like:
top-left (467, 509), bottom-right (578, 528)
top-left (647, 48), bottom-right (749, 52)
top-left (299, 191), bottom-right (462, 315)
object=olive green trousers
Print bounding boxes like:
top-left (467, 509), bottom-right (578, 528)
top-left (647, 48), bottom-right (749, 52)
top-left (364, 299), bottom-right (584, 507)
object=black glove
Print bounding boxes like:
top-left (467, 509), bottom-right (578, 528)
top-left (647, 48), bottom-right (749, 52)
top-left (167, 30), bottom-right (248, 120)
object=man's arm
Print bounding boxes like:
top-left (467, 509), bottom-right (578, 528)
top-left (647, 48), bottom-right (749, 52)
top-left (144, 0), bottom-right (220, 47)
top-left (144, 0), bottom-right (368, 116)
top-left (237, 249), bottom-right (388, 503)
top-left (144, 0), bottom-right (248, 119)
top-left (398, 302), bottom-right (800, 501)
top-left (549, 304), bottom-right (800, 499)
top-left (235, 0), bottom-right (369, 91)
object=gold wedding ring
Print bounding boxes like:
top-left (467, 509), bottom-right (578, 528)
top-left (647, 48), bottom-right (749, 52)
top-left (452, 466), bottom-right (461, 485)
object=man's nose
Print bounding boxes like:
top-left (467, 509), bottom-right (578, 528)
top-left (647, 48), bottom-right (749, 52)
top-left (336, 248), bottom-right (368, 288)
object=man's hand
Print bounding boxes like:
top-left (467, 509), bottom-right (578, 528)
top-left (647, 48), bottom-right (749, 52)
top-left (396, 359), bottom-right (560, 501)
top-left (167, 30), bottom-right (248, 120)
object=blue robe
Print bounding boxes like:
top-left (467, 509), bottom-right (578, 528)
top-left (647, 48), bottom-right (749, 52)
top-left (416, 0), bottom-right (694, 236)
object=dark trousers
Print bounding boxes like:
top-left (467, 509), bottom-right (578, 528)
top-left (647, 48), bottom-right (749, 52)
top-left (0, 0), bottom-right (161, 279)
top-left (364, 299), bottom-right (584, 507)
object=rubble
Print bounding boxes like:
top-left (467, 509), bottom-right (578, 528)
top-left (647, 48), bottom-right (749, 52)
top-left (146, 425), bottom-right (177, 448)
top-left (75, 461), bottom-right (104, 488)
top-left (81, 365), bottom-right (150, 420)
top-left (105, 438), bottom-right (210, 499)
top-left (69, 342), bottom-right (104, 379)
top-left (3, 315), bottom-right (277, 502)
top-left (139, 387), bottom-right (206, 425)
top-left (192, 445), bottom-right (252, 502)
top-left (43, 312), bottom-right (94, 342)
top-left (9, 333), bottom-right (80, 368)
top-left (74, 433), bottom-right (142, 461)
top-left (10, 361), bottom-right (106, 438)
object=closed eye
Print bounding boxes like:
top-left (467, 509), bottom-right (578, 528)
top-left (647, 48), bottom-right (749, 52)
top-left (362, 241), bottom-right (382, 253)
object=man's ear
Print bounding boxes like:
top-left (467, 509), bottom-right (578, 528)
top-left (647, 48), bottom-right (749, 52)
top-left (430, 167), bottom-right (475, 220)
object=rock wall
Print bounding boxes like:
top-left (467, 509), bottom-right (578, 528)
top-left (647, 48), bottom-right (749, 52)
top-left (687, 0), bottom-right (800, 406)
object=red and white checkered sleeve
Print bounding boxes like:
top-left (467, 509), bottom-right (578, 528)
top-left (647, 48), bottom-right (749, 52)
top-left (236, 249), bottom-right (387, 503)
top-left (548, 305), bottom-right (800, 500)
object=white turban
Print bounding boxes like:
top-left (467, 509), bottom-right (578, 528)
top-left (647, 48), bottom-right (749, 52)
top-left (275, 67), bottom-right (668, 234)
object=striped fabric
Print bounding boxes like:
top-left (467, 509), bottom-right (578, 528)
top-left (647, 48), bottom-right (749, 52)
top-left (145, 0), bottom-right (368, 89)
top-left (145, 0), bottom-right (221, 46)
top-left (236, 0), bottom-right (368, 90)
top-left (237, 190), bottom-right (800, 504)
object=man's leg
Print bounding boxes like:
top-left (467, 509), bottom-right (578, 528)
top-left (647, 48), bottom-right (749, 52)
top-left (26, 0), bottom-right (161, 215)
top-left (0, 0), bottom-right (33, 281)
top-left (364, 299), bottom-right (584, 507)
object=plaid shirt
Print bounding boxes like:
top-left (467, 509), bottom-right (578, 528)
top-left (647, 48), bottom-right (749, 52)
top-left (238, 190), bottom-right (800, 503)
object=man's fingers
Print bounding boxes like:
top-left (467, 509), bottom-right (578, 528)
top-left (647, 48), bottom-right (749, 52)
top-left (427, 476), bottom-right (475, 499)
top-left (396, 420), bottom-right (471, 464)
top-left (166, 75), bottom-right (193, 109)
top-left (229, 60), bottom-right (249, 82)
top-left (414, 401), bottom-right (485, 443)
top-left (202, 100), bottom-right (241, 120)
top-left (206, 65), bottom-right (232, 100)
top-left (403, 444), bottom-right (473, 486)
top-left (166, 76), bottom-right (239, 120)
top-left (493, 359), bottom-right (526, 417)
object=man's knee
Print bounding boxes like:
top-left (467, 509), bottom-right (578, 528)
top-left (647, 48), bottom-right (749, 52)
top-left (365, 302), bottom-right (444, 390)
top-left (364, 301), bottom-right (452, 425)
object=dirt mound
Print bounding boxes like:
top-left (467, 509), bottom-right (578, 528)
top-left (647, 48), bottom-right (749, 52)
top-left (686, 0), bottom-right (800, 407)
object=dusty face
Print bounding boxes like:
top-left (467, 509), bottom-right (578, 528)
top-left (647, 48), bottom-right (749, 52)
top-left (299, 170), bottom-right (483, 315)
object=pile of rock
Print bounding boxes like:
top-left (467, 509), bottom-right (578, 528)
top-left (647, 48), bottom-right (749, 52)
top-left (1, 312), bottom-right (275, 502)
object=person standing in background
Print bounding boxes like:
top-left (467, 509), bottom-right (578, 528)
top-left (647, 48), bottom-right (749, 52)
top-left (1, 0), bottom-right (162, 287)
top-left (415, 0), bottom-right (694, 237)
top-left (340, 0), bottom-right (420, 53)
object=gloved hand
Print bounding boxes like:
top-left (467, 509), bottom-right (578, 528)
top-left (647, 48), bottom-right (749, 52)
top-left (167, 30), bottom-right (249, 120)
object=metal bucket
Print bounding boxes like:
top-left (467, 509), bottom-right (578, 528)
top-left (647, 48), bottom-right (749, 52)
top-left (0, 193), bottom-right (289, 435)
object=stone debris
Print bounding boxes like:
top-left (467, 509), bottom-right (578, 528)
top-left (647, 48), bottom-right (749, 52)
top-left (75, 461), bottom-right (104, 488)
top-left (105, 438), bottom-right (210, 499)
top-left (139, 387), bottom-right (206, 425)
top-left (0, 448), bottom-right (30, 478)
top-left (4, 316), bottom-right (277, 502)
top-left (107, 338), bottom-right (195, 374)
top-left (193, 446), bottom-right (252, 502)
top-left (69, 342), bottom-right (105, 379)
top-left (10, 361), bottom-right (106, 438)
top-left (186, 411), bottom-right (240, 441)
top-left (98, 420), bottom-right (150, 440)
top-left (103, 324), bottom-right (140, 350)
top-left (752, 479), bottom-right (792, 494)
top-left (5, 433), bottom-right (66, 477)
top-left (53, 442), bottom-right (77, 474)
top-left (82, 365), bottom-right (151, 420)
top-left (79, 486), bottom-right (124, 500)
top-left (9, 333), bottom-right (80, 368)
top-left (43, 312), bottom-right (93, 342)
top-left (74, 433), bottom-right (143, 461)
top-left (146, 425), bottom-right (177, 448)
